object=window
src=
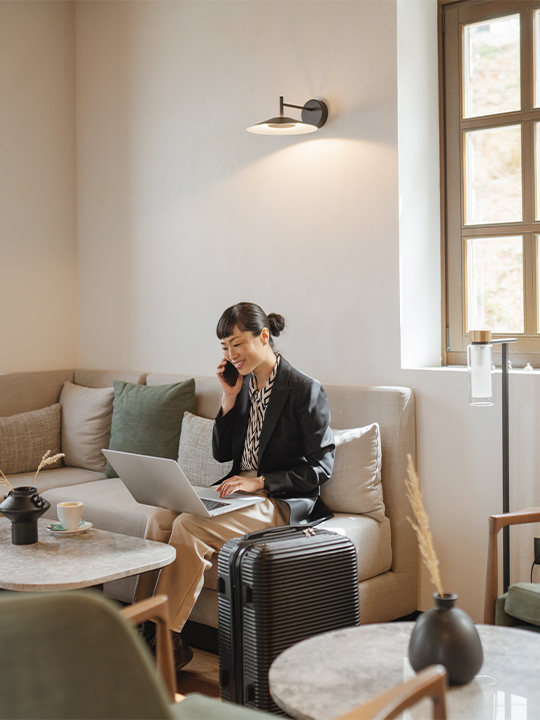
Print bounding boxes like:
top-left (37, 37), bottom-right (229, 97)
top-left (440, 0), bottom-right (540, 366)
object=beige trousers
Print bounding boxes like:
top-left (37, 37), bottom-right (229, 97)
top-left (138, 498), bottom-right (288, 633)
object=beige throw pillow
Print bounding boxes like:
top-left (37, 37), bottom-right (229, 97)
top-left (60, 381), bottom-right (115, 472)
top-left (178, 412), bottom-right (232, 487)
top-left (0, 404), bottom-right (62, 475)
top-left (321, 423), bottom-right (385, 522)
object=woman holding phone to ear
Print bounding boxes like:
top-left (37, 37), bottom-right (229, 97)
top-left (141, 302), bottom-right (335, 672)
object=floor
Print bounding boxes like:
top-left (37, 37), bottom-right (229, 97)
top-left (175, 647), bottom-right (220, 701)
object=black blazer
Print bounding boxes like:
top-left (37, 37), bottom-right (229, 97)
top-left (212, 356), bottom-right (335, 525)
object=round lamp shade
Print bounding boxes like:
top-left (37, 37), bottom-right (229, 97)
top-left (247, 116), bottom-right (318, 135)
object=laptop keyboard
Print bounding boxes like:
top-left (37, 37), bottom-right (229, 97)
top-left (201, 498), bottom-right (230, 511)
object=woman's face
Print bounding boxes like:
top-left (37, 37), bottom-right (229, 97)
top-left (221, 326), bottom-right (270, 376)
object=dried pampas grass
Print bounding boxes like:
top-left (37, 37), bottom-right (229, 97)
top-left (405, 454), bottom-right (444, 598)
top-left (29, 450), bottom-right (65, 489)
top-left (0, 469), bottom-right (14, 492)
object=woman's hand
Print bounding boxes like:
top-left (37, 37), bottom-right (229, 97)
top-left (215, 475), bottom-right (265, 497)
top-left (217, 358), bottom-right (243, 415)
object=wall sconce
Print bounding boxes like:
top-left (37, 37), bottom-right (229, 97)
top-left (467, 329), bottom-right (517, 593)
top-left (247, 96), bottom-right (328, 135)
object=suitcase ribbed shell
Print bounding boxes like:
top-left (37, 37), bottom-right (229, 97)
top-left (218, 526), bottom-right (360, 712)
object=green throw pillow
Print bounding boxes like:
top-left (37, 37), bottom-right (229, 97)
top-left (105, 380), bottom-right (196, 478)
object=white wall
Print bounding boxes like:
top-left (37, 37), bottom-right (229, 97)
top-left (76, 0), bottom-right (401, 385)
top-left (0, 1), bottom-right (78, 373)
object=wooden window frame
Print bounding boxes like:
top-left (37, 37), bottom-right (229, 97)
top-left (440, 0), bottom-right (540, 367)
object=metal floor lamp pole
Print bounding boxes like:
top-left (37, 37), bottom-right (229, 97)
top-left (468, 332), bottom-right (515, 594)
top-left (501, 342), bottom-right (510, 593)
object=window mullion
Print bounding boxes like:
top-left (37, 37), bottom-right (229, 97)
top-left (523, 233), bottom-right (536, 334)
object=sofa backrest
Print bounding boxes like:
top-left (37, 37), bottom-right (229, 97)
top-left (0, 370), bottom-right (148, 419)
top-left (74, 370), bottom-right (147, 389)
top-left (0, 370), bottom-right (75, 416)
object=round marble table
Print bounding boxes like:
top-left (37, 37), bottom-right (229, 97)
top-left (269, 622), bottom-right (540, 720)
top-left (0, 517), bottom-right (176, 591)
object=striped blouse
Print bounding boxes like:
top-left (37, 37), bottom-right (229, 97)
top-left (240, 354), bottom-right (281, 472)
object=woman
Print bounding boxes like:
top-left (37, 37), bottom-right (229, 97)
top-left (142, 302), bottom-right (335, 671)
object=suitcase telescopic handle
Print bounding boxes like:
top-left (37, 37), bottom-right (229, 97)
top-left (243, 524), bottom-right (318, 541)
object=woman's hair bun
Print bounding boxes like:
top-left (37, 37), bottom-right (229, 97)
top-left (267, 313), bottom-right (285, 337)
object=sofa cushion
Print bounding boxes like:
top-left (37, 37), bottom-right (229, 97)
top-left (42, 478), bottom-right (155, 539)
top-left (105, 380), bottom-right (196, 478)
top-left (60, 382), bottom-right (114, 473)
top-left (320, 423), bottom-right (384, 522)
top-left (0, 404), bottom-right (63, 476)
top-left (10, 467), bottom-right (106, 494)
top-left (320, 515), bottom-right (392, 581)
top-left (178, 412), bottom-right (232, 487)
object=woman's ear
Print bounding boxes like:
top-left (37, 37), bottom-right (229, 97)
top-left (260, 327), bottom-right (270, 345)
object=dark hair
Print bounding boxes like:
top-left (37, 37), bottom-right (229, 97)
top-left (216, 302), bottom-right (285, 347)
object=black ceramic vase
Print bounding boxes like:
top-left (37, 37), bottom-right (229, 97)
top-left (408, 593), bottom-right (483, 685)
top-left (0, 486), bottom-right (50, 545)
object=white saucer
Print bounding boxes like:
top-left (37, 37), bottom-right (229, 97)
top-left (46, 521), bottom-right (93, 536)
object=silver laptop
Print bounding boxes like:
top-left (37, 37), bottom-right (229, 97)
top-left (102, 449), bottom-right (265, 518)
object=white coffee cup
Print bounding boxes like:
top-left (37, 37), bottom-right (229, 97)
top-left (57, 501), bottom-right (84, 531)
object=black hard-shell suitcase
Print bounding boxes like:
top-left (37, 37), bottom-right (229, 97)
top-left (217, 525), bottom-right (360, 712)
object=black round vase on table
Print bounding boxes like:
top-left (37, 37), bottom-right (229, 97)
top-left (0, 487), bottom-right (50, 545)
top-left (408, 592), bottom-right (483, 685)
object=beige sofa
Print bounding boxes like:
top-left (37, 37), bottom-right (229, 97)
top-left (0, 369), bottom-right (417, 626)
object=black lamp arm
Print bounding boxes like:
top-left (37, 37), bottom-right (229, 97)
top-left (279, 96), bottom-right (319, 114)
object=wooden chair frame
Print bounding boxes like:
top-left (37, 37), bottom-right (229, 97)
top-left (121, 593), bottom-right (176, 699)
top-left (335, 665), bottom-right (447, 720)
top-left (484, 507), bottom-right (540, 625)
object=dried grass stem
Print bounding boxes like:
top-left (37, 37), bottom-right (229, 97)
top-left (405, 454), bottom-right (444, 597)
top-left (29, 450), bottom-right (65, 490)
top-left (0, 469), bottom-right (14, 492)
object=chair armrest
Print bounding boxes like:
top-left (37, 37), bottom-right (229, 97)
top-left (121, 594), bottom-right (176, 699)
top-left (484, 508), bottom-right (540, 624)
top-left (334, 665), bottom-right (447, 720)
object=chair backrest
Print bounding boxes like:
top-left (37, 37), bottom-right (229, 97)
top-left (0, 590), bottom-right (174, 720)
top-left (336, 665), bottom-right (447, 720)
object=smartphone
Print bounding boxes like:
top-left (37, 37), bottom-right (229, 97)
top-left (222, 360), bottom-right (240, 387)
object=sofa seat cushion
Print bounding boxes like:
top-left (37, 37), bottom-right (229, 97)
top-left (42, 478), bottom-right (155, 538)
top-left (319, 514), bottom-right (392, 583)
top-left (198, 514), bottom-right (392, 592)
top-left (8, 467), bottom-right (105, 494)
top-left (505, 583), bottom-right (540, 628)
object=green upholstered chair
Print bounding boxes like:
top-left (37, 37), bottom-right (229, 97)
top-left (484, 507), bottom-right (540, 631)
top-left (0, 590), bottom-right (271, 720)
top-left (0, 590), bottom-right (447, 720)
